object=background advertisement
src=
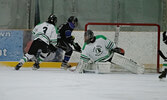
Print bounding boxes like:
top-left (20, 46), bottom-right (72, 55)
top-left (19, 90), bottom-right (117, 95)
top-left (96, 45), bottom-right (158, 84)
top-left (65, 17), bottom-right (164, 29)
top-left (0, 30), bottom-right (23, 61)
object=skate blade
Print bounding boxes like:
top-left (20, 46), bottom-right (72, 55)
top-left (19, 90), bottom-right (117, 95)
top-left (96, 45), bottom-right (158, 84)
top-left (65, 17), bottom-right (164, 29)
top-left (159, 78), bottom-right (166, 82)
top-left (68, 66), bottom-right (77, 72)
top-left (32, 67), bottom-right (39, 70)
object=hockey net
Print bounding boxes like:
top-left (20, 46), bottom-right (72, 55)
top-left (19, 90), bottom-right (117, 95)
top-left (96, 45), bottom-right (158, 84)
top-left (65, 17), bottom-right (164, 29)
top-left (85, 23), bottom-right (160, 73)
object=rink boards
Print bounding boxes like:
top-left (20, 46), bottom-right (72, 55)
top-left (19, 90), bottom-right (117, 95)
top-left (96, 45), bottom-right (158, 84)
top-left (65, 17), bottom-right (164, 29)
top-left (0, 62), bottom-right (78, 68)
top-left (0, 61), bottom-right (163, 73)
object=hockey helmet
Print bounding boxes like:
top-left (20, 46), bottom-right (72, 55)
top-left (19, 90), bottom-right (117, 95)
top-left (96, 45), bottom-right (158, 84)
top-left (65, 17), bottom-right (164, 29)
top-left (84, 30), bottom-right (95, 44)
top-left (68, 16), bottom-right (78, 27)
top-left (163, 31), bottom-right (167, 45)
top-left (47, 14), bottom-right (57, 25)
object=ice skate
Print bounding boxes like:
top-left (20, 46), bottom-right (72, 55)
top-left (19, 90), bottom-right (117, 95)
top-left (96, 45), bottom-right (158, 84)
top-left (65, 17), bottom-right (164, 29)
top-left (159, 69), bottom-right (167, 79)
top-left (61, 62), bottom-right (72, 70)
top-left (32, 63), bottom-right (40, 70)
top-left (15, 63), bottom-right (23, 70)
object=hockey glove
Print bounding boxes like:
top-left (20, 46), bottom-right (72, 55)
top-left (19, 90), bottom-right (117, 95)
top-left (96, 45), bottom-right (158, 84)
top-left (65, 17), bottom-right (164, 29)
top-left (48, 44), bottom-right (57, 52)
top-left (67, 35), bottom-right (75, 44)
top-left (73, 42), bottom-right (81, 52)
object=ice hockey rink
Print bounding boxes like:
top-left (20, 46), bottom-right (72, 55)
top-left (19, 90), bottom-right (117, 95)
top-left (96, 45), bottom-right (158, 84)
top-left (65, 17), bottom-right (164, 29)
top-left (0, 66), bottom-right (167, 100)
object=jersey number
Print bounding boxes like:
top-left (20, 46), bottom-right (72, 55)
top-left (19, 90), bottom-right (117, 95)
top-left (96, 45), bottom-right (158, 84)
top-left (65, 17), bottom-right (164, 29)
top-left (43, 27), bottom-right (48, 34)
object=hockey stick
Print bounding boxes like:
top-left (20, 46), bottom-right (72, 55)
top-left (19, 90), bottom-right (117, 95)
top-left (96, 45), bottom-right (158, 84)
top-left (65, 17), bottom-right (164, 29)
top-left (82, 69), bottom-right (97, 73)
top-left (57, 45), bottom-right (82, 53)
top-left (73, 49), bottom-right (82, 53)
top-left (158, 50), bottom-right (167, 60)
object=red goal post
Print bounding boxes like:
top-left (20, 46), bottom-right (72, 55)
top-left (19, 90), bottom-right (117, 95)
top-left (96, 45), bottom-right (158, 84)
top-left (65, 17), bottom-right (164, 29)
top-left (85, 22), bottom-right (161, 73)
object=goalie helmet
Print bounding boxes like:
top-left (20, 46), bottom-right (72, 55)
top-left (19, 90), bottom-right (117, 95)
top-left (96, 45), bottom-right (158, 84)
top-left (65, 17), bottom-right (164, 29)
top-left (47, 14), bottom-right (57, 25)
top-left (68, 16), bottom-right (78, 27)
top-left (163, 31), bottom-right (167, 45)
top-left (84, 30), bottom-right (95, 44)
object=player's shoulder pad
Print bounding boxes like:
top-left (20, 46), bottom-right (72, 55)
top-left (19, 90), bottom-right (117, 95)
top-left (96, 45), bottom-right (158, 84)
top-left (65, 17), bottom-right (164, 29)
top-left (95, 35), bottom-right (107, 40)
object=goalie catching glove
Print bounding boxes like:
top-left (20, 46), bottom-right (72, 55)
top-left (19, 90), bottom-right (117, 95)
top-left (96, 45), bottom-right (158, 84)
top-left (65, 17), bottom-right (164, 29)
top-left (112, 47), bottom-right (125, 55)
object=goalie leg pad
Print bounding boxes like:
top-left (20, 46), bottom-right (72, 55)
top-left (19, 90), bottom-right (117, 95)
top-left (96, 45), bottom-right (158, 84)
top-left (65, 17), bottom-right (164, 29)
top-left (76, 61), bottom-right (112, 74)
top-left (94, 62), bottom-right (112, 73)
top-left (111, 53), bottom-right (145, 74)
top-left (75, 60), bottom-right (87, 73)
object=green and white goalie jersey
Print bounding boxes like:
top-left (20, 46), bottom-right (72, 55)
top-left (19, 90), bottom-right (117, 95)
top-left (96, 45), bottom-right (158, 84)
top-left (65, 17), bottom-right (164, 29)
top-left (32, 22), bottom-right (58, 46)
top-left (81, 35), bottom-right (116, 63)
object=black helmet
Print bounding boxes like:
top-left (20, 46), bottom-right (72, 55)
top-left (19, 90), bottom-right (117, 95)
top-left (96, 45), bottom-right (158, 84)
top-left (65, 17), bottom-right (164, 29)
top-left (68, 16), bottom-right (78, 26)
top-left (163, 31), bottom-right (167, 44)
top-left (47, 14), bottom-right (57, 25)
top-left (84, 30), bottom-right (95, 44)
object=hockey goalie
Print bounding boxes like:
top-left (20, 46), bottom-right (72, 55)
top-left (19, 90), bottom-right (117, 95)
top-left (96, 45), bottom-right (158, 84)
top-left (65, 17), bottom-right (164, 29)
top-left (74, 30), bottom-right (145, 74)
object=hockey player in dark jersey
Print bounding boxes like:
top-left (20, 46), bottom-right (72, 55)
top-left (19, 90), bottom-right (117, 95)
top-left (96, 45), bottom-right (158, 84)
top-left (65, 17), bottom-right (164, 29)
top-left (57, 16), bottom-right (81, 69)
top-left (159, 31), bottom-right (167, 79)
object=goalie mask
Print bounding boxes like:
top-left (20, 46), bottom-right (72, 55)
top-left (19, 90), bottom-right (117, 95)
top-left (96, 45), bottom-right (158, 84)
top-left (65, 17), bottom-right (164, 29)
top-left (163, 31), bottom-right (167, 45)
top-left (84, 30), bottom-right (95, 44)
top-left (47, 14), bottom-right (57, 25)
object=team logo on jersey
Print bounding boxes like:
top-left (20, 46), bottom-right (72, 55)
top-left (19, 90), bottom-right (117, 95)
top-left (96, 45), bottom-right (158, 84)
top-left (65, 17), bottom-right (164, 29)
top-left (93, 45), bottom-right (103, 56)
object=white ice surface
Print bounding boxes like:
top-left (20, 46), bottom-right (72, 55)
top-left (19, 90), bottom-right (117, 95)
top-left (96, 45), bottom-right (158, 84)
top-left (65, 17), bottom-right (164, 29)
top-left (0, 66), bottom-right (167, 100)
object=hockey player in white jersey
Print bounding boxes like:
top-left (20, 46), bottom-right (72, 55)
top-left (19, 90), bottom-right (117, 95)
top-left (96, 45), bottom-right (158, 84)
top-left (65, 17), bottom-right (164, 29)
top-left (15, 14), bottom-right (58, 70)
top-left (75, 30), bottom-right (144, 74)
top-left (75, 30), bottom-right (123, 72)
top-left (81, 30), bottom-right (117, 62)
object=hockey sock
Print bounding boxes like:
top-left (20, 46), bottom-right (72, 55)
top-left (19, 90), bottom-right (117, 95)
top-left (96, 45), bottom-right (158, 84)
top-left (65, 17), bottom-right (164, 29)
top-left (19, 56), bottom-right (28, 64)
top-left (63, 55), bottom-right (71, 63)
top-left (37, 52), bottom-right (48, 63)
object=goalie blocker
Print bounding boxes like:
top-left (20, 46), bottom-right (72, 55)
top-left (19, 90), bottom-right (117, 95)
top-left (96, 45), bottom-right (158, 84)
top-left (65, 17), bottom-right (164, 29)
top-left (75, 53), bottom-right (145, 74)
